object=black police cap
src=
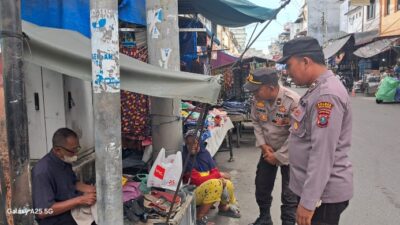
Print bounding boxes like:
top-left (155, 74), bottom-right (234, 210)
top-left (277, 36), bottom-right (323, 64)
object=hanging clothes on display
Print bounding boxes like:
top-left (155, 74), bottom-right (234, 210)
top-left (121, 90), bottom-right (150, 139)
top-left (120, 30), bottom-right (151, 140)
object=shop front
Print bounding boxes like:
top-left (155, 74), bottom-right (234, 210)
top-left (22, 21), bottom-right (222, 225)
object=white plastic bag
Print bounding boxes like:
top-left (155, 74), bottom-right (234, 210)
top-left (147, 148), bottom-right (182, 191)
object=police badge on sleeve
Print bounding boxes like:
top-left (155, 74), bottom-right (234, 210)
top-left (316, 102), bottom-right (333, 128)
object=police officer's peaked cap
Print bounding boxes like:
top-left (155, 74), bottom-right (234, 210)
top-left (243, 68), bottom-right (279, 92)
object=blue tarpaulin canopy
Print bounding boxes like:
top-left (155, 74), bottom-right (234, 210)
top-left (21, 0), bottom-right (146, 37)
top-left (178, 0), bottom-right (277, 27)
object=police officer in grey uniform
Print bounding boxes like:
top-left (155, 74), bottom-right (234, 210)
top-left (244, 68), bottom-right (300, 225)
top-left (277, 37), bottom-right (353, 225)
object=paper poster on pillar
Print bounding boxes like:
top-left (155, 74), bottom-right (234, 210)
top-left (159, 48), bottom-right (172, 69)
top-left (147, 8), bottom-right (164, 39)
top-left (90, 9), bottom-right (120, 93)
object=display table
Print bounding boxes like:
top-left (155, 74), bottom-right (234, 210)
top-left (205, 118), bottom-right (234, 159)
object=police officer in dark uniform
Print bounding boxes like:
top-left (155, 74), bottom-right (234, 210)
top-left (278, 37), bottom-right (353, 225)
top-left (244, 68), bottom-right (300, 225)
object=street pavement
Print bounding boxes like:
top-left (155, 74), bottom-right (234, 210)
top-left (210, 87), bottom-right (400, 225)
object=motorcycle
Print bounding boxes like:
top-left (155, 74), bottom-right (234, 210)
top-left (281, 76), bottom-right (292, 87)
top-left (337, 72), bottom-right (353, 92)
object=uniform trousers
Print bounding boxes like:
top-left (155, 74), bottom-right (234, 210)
top-left (255, 154), bottom-right (297, 224)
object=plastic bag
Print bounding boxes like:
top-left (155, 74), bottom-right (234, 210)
top-left (376, 77), bottom-right (400, 102)
top-left (147, 148), bottom-right (182, 191)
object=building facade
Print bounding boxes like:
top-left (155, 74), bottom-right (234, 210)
top-left (340, 0), bottom-right (380, 34)
top-left (306, 0), bottom-right (342, 44)
top-left (217, 25), bottom-right (240, 55)
top-left (230, 27), bottom-right (247, 52)
top-left (380, 0), bottom-right (400, 36)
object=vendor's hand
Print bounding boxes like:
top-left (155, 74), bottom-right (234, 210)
top-left (76, 182), bottom-right (96, 194)
top-left (84, 185), bottom-right (96, 193)
top-left (79, 192), bottom-right (96, 206)
top-left (296, 204), bottom-right (314, 225)
top-left (220, 172), bottom-right (231, 180)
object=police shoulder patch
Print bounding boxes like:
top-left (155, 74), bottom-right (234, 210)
top-left (316, 101), bottom-right (334, 128)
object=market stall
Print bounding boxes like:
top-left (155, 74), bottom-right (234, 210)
top-left (22, 21), bottom-right (222, 225)
top-left (181, 102), bottom-right (234, 159)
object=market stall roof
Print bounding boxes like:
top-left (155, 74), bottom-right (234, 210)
top-left (22, 21), bottom-right (221, 104)
top-left (323, 35), bottom-right (352, 59)
top-left (353, 37), bottom-right (399, 58)
top-left (178, 0), bottom-right (276, 27)
top-left (211, 51), bottom-right (238, 69)
top-left (354, 29), bottom-right (379, 46)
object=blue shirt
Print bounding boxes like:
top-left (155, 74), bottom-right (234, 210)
top-left (32, 151), bottom-right (80, 225)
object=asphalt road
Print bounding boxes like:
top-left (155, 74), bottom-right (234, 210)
top-left (212, 87), bottom-right (400, 225)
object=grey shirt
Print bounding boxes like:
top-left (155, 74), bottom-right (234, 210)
top-left (288, 70), bottom-right (353, 211)
top-left (251, 86), bottom-right (300, 165)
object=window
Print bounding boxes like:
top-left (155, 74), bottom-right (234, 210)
top-left (367, 1), bottom-right (376, 19)
top-left (386, 0), bottom-right (391, 15)
top-left (398, 0), bottom-right (400, 11)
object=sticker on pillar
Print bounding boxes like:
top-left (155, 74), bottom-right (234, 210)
top-left (90, 9), bottom-right (120, 93)
top-left (147, 8), bottom-right (164, 39)
top-left (159, 48), bottom-right (172, 69)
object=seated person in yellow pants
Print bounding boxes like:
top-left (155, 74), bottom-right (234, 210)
top-left (195, 178), bottom-right (240, 224)
top-left (182, 130), bottom-right (240, 225)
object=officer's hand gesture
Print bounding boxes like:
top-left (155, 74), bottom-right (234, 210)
top-left (296, 204), bottom-right (314, 225)
top-left (261, 145), bottom-right (278, 165)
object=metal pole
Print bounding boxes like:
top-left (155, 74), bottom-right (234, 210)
top-left (0, 0), bottom-right (33, 224)
top-left (166, 103), bottom-right (209, 224)
top-left (146, 0), bottom-right (182, 156)
top-left (89, 0), bottom-right (123, 224)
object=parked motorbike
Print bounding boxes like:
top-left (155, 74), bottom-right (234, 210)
top-left (337, 72), bottom-right (353, 92)
top-left (281, 76), bottom-right (292, 87)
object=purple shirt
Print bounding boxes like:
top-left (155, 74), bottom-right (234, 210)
top-left (288, 70), bottom-right (353, 211)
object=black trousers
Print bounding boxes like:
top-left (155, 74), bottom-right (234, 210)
top-left (310, 201), bottom-right (349, 225)
top-left (255, 154), bottom-right (298, 223)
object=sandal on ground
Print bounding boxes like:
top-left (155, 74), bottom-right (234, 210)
top-left (217, 205), bottom-right (241, 218)
top-left (196, 216), bottom-right (215, 225)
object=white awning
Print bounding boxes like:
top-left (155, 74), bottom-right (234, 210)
top-left (323, 35), bottom-right (352, 59)
top-left (353, 38), bottom-right (399, 59)
top-left (22, 21), bottom-right (221, 104)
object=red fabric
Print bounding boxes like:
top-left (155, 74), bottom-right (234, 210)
top-left (120, 45), bottom-right (151, 140)
top-left (120, 90), bottom-right (150, 139)
top-left (186, 168), bottom-right (222, 186)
